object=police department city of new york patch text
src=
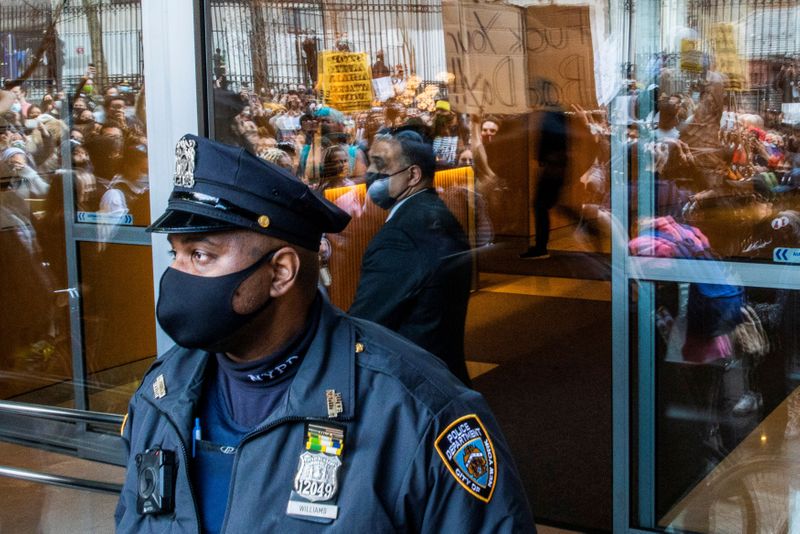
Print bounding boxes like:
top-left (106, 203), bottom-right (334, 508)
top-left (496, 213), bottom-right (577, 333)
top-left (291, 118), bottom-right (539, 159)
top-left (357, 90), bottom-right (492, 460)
top-left (434, 414), bottom-right (497, 503)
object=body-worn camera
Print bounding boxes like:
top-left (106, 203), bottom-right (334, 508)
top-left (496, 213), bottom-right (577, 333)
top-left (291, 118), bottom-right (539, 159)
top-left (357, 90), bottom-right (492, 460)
top-left (136, 447), bottom-right (176, 515)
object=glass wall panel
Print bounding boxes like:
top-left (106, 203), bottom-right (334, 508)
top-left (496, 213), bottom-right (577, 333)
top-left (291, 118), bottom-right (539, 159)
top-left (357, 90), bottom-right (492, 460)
top-left (0, 0), bottom-right (152, 413)
top-left (78, 242), bottom-right (155, 414)
top-left (206, 0), bottom-right (616, 528)
top-left (634, 281), bottom-right (800, 533)
top-left (626, 0), bottom-right (800, 264)
top-left (624, 0), bottom-right (800, 532)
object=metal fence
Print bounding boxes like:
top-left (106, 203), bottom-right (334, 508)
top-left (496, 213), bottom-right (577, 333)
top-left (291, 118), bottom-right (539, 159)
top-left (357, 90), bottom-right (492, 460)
top-left (0, 1), bottom-right (143, 100)
top-left (208, 0), bottom-right (447, 92)
top-left (660, 0), bottom-right (800, 113)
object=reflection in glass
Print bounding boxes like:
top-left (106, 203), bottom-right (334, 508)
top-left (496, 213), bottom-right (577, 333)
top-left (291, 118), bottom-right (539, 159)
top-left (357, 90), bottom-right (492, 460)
top-left (625, 2), bottom-right (800, 264)
top-left (625, 2), bottom-right (800, 531)
top-left (0, 0), bottom-right (152, 411)
top-left (79, 242), bottom-right (155, 414)
top-left (651, 282), bottom-right (800, 533)
top-left (207, 0), bottom-right (618, 528)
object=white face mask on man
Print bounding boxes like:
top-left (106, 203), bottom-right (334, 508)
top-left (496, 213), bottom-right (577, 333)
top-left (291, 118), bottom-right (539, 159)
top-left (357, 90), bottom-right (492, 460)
top-left (365, 166), bottom-right (411, 210)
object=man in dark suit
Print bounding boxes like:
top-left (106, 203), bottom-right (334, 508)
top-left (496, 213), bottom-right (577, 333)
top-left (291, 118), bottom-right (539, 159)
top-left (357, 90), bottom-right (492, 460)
top-left (349, 132), bottom-right (473, 385)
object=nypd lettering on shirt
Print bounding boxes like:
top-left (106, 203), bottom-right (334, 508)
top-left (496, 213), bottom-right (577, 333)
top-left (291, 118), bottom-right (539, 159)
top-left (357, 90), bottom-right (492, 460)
top-left (435, 414), bottom-right (497, 503)
top-left (247, 354), bottom-right (300, 383)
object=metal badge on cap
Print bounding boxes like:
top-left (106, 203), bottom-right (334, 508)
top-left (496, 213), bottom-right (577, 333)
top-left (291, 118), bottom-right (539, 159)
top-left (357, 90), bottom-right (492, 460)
top-left (174, 137), bottom-right (196, 188)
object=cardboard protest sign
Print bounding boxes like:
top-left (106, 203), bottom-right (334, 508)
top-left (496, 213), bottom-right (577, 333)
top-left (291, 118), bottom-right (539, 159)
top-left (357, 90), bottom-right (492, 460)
top-left (318, 51), bottom-right (373, 112)
top-left (442, 0), bottom-right (528, 114)
top-left (526, 5), bottom-right (597, 109)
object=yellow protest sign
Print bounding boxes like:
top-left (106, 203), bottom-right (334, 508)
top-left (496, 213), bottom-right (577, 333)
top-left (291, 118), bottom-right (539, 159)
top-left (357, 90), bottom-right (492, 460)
top-left (318, 52), bottom-right (373, 112)
top-left (710, 23), bottom-right (747, 90)
top-left (680, 39), bottom-right (703, 73)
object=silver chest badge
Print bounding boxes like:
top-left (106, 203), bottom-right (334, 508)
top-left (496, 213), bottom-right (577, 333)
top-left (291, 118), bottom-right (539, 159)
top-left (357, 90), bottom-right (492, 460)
top-left (293, 451), bottom-right (341, 502)
top-left (174, 137), bottom-right (196, 188)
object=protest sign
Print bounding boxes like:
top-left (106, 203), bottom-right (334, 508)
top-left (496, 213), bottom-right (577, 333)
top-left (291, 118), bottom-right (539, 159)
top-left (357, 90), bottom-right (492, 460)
top-left (526, 5), bottom-right (597, 109)
top-left (318, 51), bottom-right (373, 112)
top-left (442, 0), bottom-right (527, 114)
top-left (680, 38), bottom-right (703, 73)
top-left (710, 23), bottom-right (747, 90)
top-left (783, 103), bottom-right (800, 125)
top-left (372, 76), bottom-right (394, 102)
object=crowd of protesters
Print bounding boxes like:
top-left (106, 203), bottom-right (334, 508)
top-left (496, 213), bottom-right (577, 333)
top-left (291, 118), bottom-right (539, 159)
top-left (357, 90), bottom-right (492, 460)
top-left (3, 61), bottom-right (799, 264)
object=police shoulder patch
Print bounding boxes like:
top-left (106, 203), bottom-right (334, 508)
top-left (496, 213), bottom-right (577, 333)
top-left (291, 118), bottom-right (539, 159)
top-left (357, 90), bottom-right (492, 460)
top-left (434, 414), bottom-right (497, 503)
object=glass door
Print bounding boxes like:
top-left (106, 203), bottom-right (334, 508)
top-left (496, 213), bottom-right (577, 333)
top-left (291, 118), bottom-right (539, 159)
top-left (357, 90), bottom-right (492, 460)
top-left (0, 0), bottom-right (199, 530)
top-left (613, 0), bottom-right (800, 532)
top-left (0, 0), bottom-right (154, 463)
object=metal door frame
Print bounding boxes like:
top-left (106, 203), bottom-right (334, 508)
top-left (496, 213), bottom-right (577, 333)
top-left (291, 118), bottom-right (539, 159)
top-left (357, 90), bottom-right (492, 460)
top-left (0, 0), bottom-right (203, 466)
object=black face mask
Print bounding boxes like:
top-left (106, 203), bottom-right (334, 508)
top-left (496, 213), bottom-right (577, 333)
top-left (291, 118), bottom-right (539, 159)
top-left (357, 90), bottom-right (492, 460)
top-left (156, 248), bottom-right (279, 350)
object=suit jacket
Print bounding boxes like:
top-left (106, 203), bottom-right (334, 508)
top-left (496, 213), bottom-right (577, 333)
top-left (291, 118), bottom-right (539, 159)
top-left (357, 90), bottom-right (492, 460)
top-left (349, 188), bottom-right (472, 384)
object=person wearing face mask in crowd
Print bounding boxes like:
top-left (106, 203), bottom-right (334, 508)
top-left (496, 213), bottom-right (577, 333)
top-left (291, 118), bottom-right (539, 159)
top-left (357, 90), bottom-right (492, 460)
top-left (85, 124), bottom-right (125, 180)
top-left (57, 139), bottom-right (98, 211)
top-left (115, 134), bottom-right (534, 533)
top-left (0, 146), bottom-right (49, 198)
top-left (99, 141), bottom-right (150, 222)
top-left (349, 131), bottom-right (473, 386)
top-left (0, 121), bottom-right (18, 150)
top-left (72, 101), bottom-right (99, 138)
top-left (71, 96), bottom-right (88, 119)
top-left (0, 146), bottom-right (50, 239)
top-left (103, 93), bottom-right (146, 138)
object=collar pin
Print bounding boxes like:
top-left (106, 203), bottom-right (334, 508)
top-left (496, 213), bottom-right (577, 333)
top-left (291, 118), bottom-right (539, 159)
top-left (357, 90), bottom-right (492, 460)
top-left (326, 389), bottom-right (343, 418)
top-left (153, 374), bottom-right (167, 399)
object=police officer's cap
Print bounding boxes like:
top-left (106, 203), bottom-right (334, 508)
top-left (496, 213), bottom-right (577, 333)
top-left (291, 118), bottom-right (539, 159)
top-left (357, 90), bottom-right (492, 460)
top-left (146, 134), bottom-right (350, 250)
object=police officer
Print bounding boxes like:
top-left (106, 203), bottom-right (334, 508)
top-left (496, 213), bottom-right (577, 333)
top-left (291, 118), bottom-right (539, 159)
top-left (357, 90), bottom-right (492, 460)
top-left (115, 134), bottom-right (536, 533)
